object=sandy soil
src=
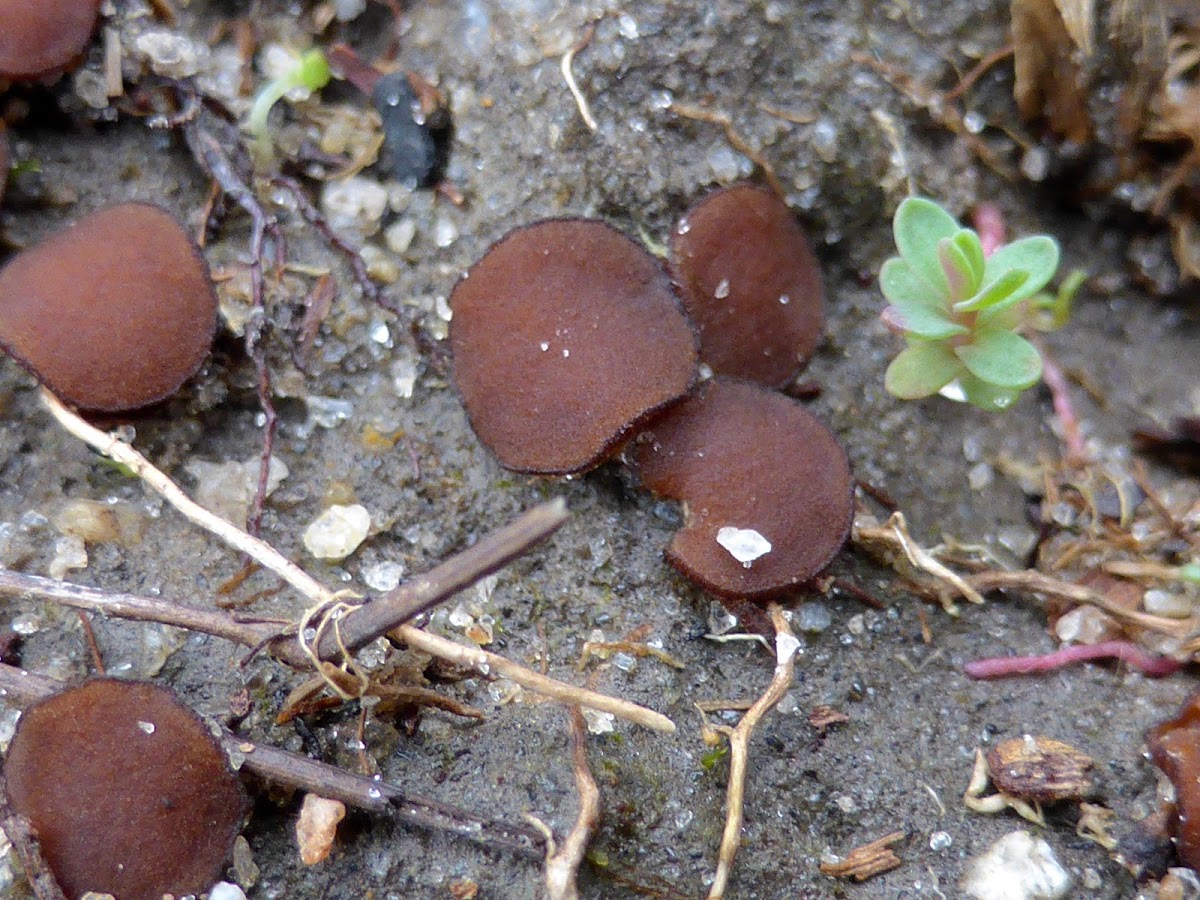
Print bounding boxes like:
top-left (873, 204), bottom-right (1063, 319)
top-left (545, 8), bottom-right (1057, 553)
top-left (1, 1), bottom-right (1197, 897)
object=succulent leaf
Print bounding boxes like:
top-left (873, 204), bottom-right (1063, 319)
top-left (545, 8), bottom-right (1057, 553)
top-left (938, 237), bottom-right (977, 303)
top-left (952, 229), bottom-right (985, 286)
top-left (955, 328), bottom-right (1043, 389)
top-left (982, 236), bottom-right (1059, 302)
top-left (958, 372), bottom-right (1023, 411)
top-left (954, 268), bottom-right (1029, 313)
top-left (894, 198), bottom-right (959, 297)
top-left (885, 340), bottom-right (963, 399)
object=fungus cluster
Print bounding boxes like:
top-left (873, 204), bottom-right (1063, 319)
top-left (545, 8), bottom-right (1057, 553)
top-left (4, 678), bottom-right (247, 900)
top-left (449, 183), bottom-right (851, 603)
top-left (0, 0), bottom-right (102, 82)
top-left (0, 202), bottom-right (219, 411)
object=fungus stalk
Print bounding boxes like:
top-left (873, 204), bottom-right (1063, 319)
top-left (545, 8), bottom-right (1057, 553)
top-left (705, 604), bottom-right (799, 900)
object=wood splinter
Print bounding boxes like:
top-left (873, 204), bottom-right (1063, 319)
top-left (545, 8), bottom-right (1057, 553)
top-left (818, 830), bottom-right (906, 882)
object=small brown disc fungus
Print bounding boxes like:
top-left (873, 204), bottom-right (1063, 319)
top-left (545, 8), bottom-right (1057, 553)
top-left (1146, 691), bottom-right (1200, 871)
top-left (0, 0), bottom-right (102, 81)
top-left (4, 678), bottom-right (247, 900)
top-left (0, 202), bottom-right (218, 411)
top-left (449, 218), bottom-right (699, 474)
top-left (669, 183), bottom-right (825, 389)
top-left (631, 377), bottom-right (852, 600)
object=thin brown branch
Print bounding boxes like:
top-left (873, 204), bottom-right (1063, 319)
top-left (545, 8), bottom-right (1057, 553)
top-left (395, 626), bottom-right (675, 734)
top-left (0, 568), bottom-right (278, 648)
top-left (669, 101), bottom-right (786, 198)
top-left (38, 396), bottom-right (672, 730)
top-left (321, 499), bottom-right (570, 657)
top-left (966, 570), bottom-right (1193, 637)
top-left (706, 604), bottom-right (798, 899)
top-left (75, 611), bottom-right (106, 675)
top-left (944, 44), bottom-right (1015, 101)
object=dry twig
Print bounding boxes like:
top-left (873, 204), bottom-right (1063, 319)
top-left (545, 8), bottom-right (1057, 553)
top-left (561, 23), bottom-right (598, 132)
top-left (853, 510), bottom-right (985, 614)
top-left (704, 604), bottom-right (799, 899)
top-left (36, 392), bottom-right (675, 731)
top-left (669, 101), bottom-right (786, 198)
top-left (819, 831), bottom-right (905, 882)
top-left (527, 708), bottom-right (601, 900)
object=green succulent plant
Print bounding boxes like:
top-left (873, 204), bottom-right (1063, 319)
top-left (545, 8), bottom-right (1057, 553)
top-left (880, 197), bottom-right (1075, 411)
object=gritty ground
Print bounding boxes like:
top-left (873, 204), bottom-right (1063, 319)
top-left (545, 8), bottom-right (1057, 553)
top-left (0, 0), bottom-right (1198, 898)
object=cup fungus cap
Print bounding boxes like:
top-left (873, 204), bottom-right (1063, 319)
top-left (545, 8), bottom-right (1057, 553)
top-left (1147, 691), bottom-right (1200, 870)
top-left (0, 202), bottom-right (219, 411)
top-left (4, 678), bottom-right (247, 900)
top-left (449, 218), bottom-right (699, 475)
top-left (670, 183), bottom-right (825, 389)
top-left (0, 0), bottom-right (102, 81)
top-left (632, 377), bottom-right (852, 600)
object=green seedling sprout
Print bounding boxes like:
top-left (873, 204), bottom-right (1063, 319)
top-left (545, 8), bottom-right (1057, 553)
top-left (247, 47), bottom-right (332, 143)
top-left (879, 197), bottom-right (1080, 411)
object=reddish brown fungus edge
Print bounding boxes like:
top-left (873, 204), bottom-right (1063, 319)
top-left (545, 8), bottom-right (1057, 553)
top-left (1146, 691), bottom-right (1200, 871)
top-left (448, 217), bottom-right (700, 476)
top-left (0, 201), bottom-right (219, 412)
top-left (631, 377), bottom-right (853, 601)
top-left (668, 181), bottom-right (826, 389)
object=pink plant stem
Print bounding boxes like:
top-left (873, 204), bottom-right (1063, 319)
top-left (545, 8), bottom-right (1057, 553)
top-left (972, 202), bottom-right (1006, 258)
top-left (964, 640), bottom-right (1184, 680)
top-left (1037, 346), bottom-right (1089, 465)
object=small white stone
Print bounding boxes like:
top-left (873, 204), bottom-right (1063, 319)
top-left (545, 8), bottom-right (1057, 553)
top-left (716, 526), bottom-right (772, 566)
top-left (303, 505), bottom-right (371, 560)
top-left (391, 355), bottom-right (419, 399)
top-left (363, 560), bottom-right (405, 592)
top-left (133, 30), bottom-right (206, 78)
top-left (296, 794), bottom-right (347, 865)
top-left (49, 534), bottom-right (88, 580)
top-left (961, 831), bottom-right (1071, 900)
top-left (1144, 588), bottom-right (1194, 618)
top-left (384, 218), bottom-right (417, 255)
top-left (209, 881), bottom-right (248, 900)
top-left (320, 177), bottom-right (389, 239)
top-left (137, 721), bottom-right (155, 735)
top-left (582, 708), bottom-right (615, 734)
top-left (714, 278), bottom-right (731, 299)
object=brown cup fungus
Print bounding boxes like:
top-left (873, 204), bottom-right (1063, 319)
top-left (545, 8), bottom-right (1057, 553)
top-left (669, 183), bottom-right (825, 389)
top-left (1146, 691), bottom-right (1200, 871)
top-left (0, 202), bottom-right (219, 411)
top-left (449, 218), bottom-right (699, 474)
top-left (4, 678), bottom-right (247, 900)
top-left (0, 0), bottom-right (102, 81)
top-left (631, 377), bottom-right (853, 600)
